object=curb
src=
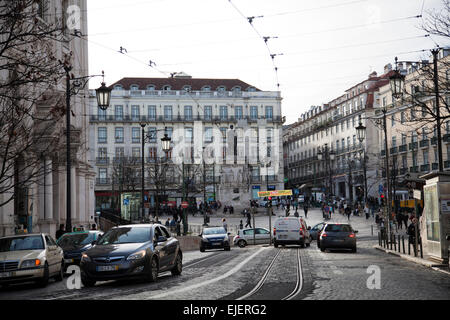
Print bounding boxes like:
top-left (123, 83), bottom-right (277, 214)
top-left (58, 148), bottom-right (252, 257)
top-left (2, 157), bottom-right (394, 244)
top-left (374, 245), bottom-right (450, 275)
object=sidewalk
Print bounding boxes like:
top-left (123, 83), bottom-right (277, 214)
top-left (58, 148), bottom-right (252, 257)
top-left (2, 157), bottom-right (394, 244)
top-left (374, 245), bottom-right (450, 275)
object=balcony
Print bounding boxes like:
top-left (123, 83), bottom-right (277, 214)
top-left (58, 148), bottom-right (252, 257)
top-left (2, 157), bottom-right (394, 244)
top-left (443, 134), bottom-right (450, 143)
top-left (419, 139), bottom-right (429, 148)
top-left (432, 163), bottom-right (438, 170)
top-left (267, 175), bottom-right (278, 182)
top-left (251, 176), bottom-right (262, 183)
top-left (400, 168), bottom-right (408, 175)
top-left (381, 150), bottom-right (386, 156)
top-left (96, 178), bottom-right (111, 185)
top-left (420, 164), bottom-right (430, 172)
top-left (409, 166), bottom-right (419, 173)
top-left (409, 142), bottom-right (418, 150)
top-left (445, 160), bottom-right (450, 168)
top-left (399, 145), bottom-right (407, 152)
top-left (390, 147), bottom-right (398, 154)
top-left (96, 157), bottom-right (110, 165)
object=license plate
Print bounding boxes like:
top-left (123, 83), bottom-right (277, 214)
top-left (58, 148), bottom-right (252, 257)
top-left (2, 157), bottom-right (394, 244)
top-left (64, 259), bottom-right (74, 263)
top-left (96, 265), bottom-right (119, 272)
top-left (212, 242), bottom-right (222, 246)
top-left (279, 235), bottom-right (287, 239)
top-left (0, 272), bottom-right (12, 278)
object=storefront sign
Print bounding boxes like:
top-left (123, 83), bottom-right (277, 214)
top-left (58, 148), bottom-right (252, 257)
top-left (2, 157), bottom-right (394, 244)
top-left (257, 190), bottom-right (293, 197)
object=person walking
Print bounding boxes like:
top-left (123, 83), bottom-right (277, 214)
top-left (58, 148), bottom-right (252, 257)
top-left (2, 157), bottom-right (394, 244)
top-left (245, 210), bottom-right (252, 228)
top-left (345, 205), bottom-right (351, 220)
top-left (222, 218), bottom-right (228, 232)
top-left (303, 203), bottom-right (309, 219)
top-left (364, 204), bottom-right (370, 220)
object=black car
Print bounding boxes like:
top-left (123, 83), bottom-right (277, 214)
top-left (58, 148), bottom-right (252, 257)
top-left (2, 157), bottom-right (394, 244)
top-left (57, 231), bottom-right (103, 270)
top-left (79, 224), bottom-right (182, 287)
top-left (199, 226), bottom-right (231, 252)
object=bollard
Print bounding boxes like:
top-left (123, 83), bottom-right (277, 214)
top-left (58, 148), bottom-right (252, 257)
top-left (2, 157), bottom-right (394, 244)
top-left (393, 234), bottom-right (396, 251)
top-left (371, 225), bottom-right (373, 236)
top-left (419, 240), bottom-right (423, 259)
top-left (413, 241), bottom-right (417, 257)
top-left (398, 235), bottom-right (401, 252)
top-left (390, 233), bottom-right (393, 250)
top-left (402, 236), bottom-right (405, 254)
top-left (408, 241), bottom-right (411, 255)
top-left (378, 232), bottom-right (381, 246)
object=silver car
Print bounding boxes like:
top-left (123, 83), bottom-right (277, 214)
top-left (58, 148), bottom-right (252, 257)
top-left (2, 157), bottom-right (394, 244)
top-left (318, 223), bottom-right (358, 252)
top-left (233, 228), bottom-right (271, 247)
top-left (310, 222), bottom-right (326, 240)
top-left (0, 233), bottom-right (64, 287)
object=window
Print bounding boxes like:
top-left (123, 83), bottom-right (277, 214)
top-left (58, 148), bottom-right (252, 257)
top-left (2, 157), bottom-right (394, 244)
top-left (392, 136), bottom-right (397, 147)
top-left (149, 147), bottom-right (157, 159)
top-left (132, 147), bottom-right (141, 158)
top-left (220, 127), bottom-right (227, 143)
top-left (98, 147), bottom-right (107, 159)
top-left (183, 85), bottom-right (191, 92)
top-left (267, 128), bottom-right (273, 143)
top-left (184, 106), bottom-right (193, 120)
top-left (98, 107), bottom-right (106, 121)
top-left (115, 105), bottom-right (123, 120)
top-left (423, 150), bottom-right (429, 164)
top-left (132, 127), bottom-right (140, 143)
top-left (148, 105), bottom-right (156, 120)
top-left (401, 134), bottom-right (407, 145)
top-left (204, 106), bottom-right (212, 120)
top-left (391, 115), bottom-right (395, 127)
top-left (164, 127), bottom-right (173, 139)
top-left (131, 105), bottom-right (140, 120)
top-left (147, 127), bottom-right (157, 143)
top-left (130, 85), bottom-right (139, 91)
top-left (99, 168), bottom-right (107, 180)
top-left (164, 105), bottom-right (172, 121)
top-left (202, 86), bottom-right (211, 92)
top-left (205, 127), bottom-right (213, 143)
top-left (265, 106), bottom-right (273, 119)
top-left (401, 112), bottom-right (405, 124)
top-left (147, 85), bottom-right (155, 91)
top-left (185, 128), bottom-right (193, 143)
top-left (163, 85), bottom-right (171, 91)
top-left (115, 127), bottom-right (124, 143)
top-left (250, 106), bottom-right (258, 119)
top-left (235, 106), bottom-right (243, 119)
top-left (98, 127), bottom-right (107, 143)
top-left (220, 106), bottom-right (228, 120)
top-left (115, 147), bottom-right (124, 158)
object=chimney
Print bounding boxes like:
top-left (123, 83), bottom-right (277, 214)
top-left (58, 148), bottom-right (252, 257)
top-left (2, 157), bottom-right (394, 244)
top-left (369, 71), bottom-right (377, 78)
top-left (384, 63), bottom-right (392, 74)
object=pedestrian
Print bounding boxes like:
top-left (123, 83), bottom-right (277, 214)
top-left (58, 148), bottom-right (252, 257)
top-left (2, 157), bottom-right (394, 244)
top-left (230, 206), bottom-right (234, 214)
top-left (176, 220), bottom-right (181, 236)
top-left (239, 220), bottom-right (244, 230)
top-left (396, 212), bottom-right (403, 229)
top-left (55, 224), bottom-right (66, 240)
top-left (345, 205), bottom-right (351, 220)
top-left (91, 224), bottom-right (97, 230)
top-left (364, 204), bottom-right (370, 220)
top-left (303, 203), bottom-right (308, 219)
top-left (165, 218), bottom-right (171, 228)
top-left (222, 218), bottom-right (228, 232)
top-left (245, 211), bottom-right (252, 228)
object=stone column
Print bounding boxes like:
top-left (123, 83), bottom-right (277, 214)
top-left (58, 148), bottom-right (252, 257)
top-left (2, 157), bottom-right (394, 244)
top-left (44, 158), bottom-right (53, 220)
top-left (71, 167), bottom-right (77, 227)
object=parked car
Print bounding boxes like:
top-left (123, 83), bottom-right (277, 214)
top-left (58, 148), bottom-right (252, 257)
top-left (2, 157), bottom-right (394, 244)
top-left (0, 233), bottom-right (64, 287)
top-left (79, 224), bottom-right (182, 287)
top-left (199, 226), bottom-right (231, 252)
top-left (309, 222), bottom-right (326, 240)
top-left (233, 228), bottom-right (271, 247)
top-left (57, 230), bottom-right (103, 270)
top-left (273, 217), bottom-right (311, 248)
top-left (318, 223), bottom-right (358, 253)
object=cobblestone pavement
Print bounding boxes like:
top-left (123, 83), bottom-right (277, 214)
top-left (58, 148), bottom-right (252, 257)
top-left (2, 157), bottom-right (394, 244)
top-left (0, 208), bottom-right (449, 300)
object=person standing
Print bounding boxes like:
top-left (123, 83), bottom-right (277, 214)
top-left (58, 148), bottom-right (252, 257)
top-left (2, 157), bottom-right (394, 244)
top-left (345, 205), bottom-right (351, 220)
top-left (364, 204), bottom-right (370, 220)
top-left (222, 218), bottom-right (228, 232)
top-left (303, 203), bottom-right (309, 219)
top-left (55, 224), bottom-right (66, 240)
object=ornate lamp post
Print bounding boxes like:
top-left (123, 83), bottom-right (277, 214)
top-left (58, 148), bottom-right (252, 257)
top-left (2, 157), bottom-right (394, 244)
top-left (65, 70), bottom-right (111, 233)
top-left (317, 144), bottom-right (335, 202)
top-left (356, 122), bottom-right (368, 203)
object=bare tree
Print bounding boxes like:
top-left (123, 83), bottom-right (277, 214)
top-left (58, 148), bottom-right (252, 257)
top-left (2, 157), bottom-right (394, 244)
top-left (0, 1), bottom-right (69, 209)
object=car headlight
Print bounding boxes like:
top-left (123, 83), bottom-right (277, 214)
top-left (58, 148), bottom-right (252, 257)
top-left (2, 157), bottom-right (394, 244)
top-left (81, 253), bottom-right (91, 262)
top-left (21, 259), bottom-right (41, 268)
top-left (127, 250), bottom-right (146, 261)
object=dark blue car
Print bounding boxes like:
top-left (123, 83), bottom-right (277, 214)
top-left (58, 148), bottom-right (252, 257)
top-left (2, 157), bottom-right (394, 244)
top-left (199, 226), bottom-right (231, 252)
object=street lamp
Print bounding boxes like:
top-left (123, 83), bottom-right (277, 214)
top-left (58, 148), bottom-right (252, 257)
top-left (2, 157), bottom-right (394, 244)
top-left (356, 122), bottom-right (368, 203)
top-left (317, 144), bottom-right (335, 201)
top-left (65, 68), bottom-right (110, 233)
top-left (389, 57), bottom-right (406, 99)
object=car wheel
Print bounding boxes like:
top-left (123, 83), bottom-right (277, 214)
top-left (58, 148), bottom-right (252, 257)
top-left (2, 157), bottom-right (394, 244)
top-left (200, 246), bottom-right (205, 252)
top-left (54, 260), bottom-right (64, 282)
top-left (305, 241), bottom-right (311, 247)
top-left (81, 274), bottom-right (96, 287)
top-left (224, 246), bottom-right (231, 251)
top-left (171, 253), bottom-right (182, 276)
top-left (351, 246), bottom-right (357, 253)
top-left (320, 247), bottom-right (325, 252)
top-left (238, 240), bottom-right (246, 248)
top-left (299, 241), bottom-right (305, 248)
top-left (36, 262), bottom-right (49, 287)
top-left (146, 256), bottom-right (158, 282)
top-left (274, 241), bottom-right (278, 248)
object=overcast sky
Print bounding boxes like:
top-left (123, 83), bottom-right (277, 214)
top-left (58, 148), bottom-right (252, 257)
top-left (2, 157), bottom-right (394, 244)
top-left (87, 0), bottom-right (449, 124)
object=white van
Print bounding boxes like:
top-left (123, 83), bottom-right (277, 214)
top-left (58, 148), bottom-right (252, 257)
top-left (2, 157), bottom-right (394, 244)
top-left (273, 217), bottom-right (311, 248)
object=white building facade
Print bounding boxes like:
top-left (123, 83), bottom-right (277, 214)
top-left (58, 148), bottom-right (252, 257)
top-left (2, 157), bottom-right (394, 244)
top-left (89, 74), bottom-right (284, 219)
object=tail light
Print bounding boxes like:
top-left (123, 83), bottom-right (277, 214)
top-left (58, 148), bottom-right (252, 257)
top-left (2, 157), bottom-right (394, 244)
top-left (273, 228), bottom-right (276, 236)
top-left (349, 233), bottom-right (355, 238)
top-left (321, 232), bottom-right (327, 237)
top-left (299, 228), bottom-right (304, 236)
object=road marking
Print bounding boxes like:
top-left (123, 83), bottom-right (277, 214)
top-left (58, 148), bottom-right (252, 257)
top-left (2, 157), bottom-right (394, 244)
top-left (147, 247), bottom-right (267, 299)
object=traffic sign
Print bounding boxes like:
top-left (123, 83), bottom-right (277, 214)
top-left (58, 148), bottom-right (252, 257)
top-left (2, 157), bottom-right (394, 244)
top-left (123, 198), bottom-right (129, 205)
top-left (181, 201), bottom-right (189, 209)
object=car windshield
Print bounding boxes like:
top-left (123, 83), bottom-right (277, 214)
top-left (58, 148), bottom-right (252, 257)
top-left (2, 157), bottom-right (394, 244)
top-left (97, 227), bottom-right (151, 245)
top-left (0, 236), bottom-right (44, 252)
top-left (325, 224), bottom-right (352, 232)
top-left (57, 233), bottom-right (95, 247)
top-left (203, 227), bottom-right (226, 235)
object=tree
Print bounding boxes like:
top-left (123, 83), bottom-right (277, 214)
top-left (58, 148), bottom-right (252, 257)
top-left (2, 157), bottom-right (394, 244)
top-left (0, 1), bottom-right (69, 210)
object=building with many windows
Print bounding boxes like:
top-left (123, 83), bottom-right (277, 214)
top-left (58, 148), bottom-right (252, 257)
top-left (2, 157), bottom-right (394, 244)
top-left (283, 67), bottom-right (394, 202)
top-left (89, 74), bottom-right (284, 220)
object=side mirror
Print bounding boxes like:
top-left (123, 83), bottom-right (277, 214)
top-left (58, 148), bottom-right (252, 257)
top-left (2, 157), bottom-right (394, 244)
top-left (354, 230), bottom-right (359, 233)
top-left (446, 235), bottom-right (450, 241)
top-left (156, 236), bottom-right (167, 243)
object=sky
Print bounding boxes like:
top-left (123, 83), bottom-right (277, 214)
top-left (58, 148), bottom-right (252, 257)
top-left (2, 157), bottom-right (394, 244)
top-left (86, 0), bottom-right (449, 125)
